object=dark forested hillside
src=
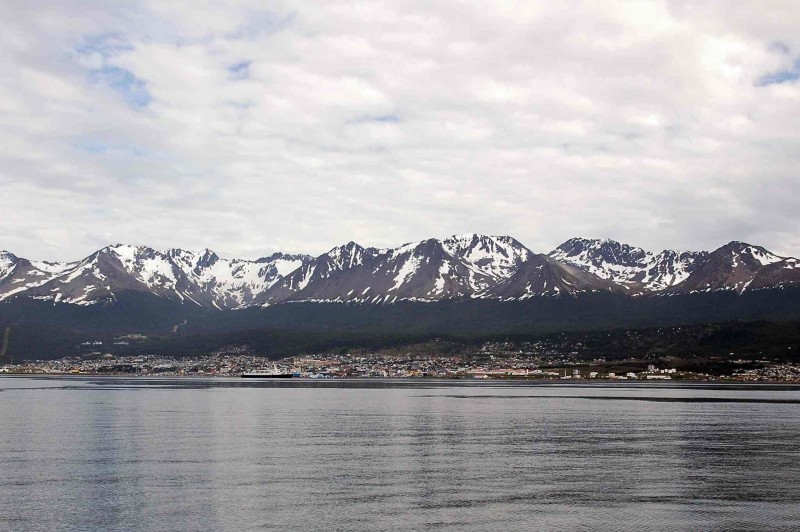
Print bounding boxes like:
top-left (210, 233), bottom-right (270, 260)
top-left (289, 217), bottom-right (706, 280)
top-left (2, 287), bottom-right (800, 361)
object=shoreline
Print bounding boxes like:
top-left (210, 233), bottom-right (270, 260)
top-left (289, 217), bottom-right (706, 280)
top-left (2, 373), bottom-right (800, 386)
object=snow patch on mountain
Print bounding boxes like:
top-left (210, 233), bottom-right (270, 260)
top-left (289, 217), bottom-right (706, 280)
top-left (433, 262), bottom-right (450, 294)
top-left (442, 234), bottom-right (533, 281)
top-left (549, 237), bottom-right (706, 291)
top-left (0, 244), bottom-right (312, 308)
top-left (728, 241), bottom-right (783, 266)
top-left (0, 251), bottom-right (17, 280)
top-left (168, 249), bottom-right (312, 307)
top-left (391, 255), bottom-right (422, 291)
top-left (3, 236), bottom-right (798, 307)
top-left (253, 234), bottom-right (536, 305)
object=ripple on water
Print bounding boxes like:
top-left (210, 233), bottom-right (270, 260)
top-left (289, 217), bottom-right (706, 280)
top-left (1, 378), bottom-right (799, 531)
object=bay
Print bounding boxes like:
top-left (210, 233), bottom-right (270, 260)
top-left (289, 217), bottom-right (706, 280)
top-left (1, 377), bottom-right (799, 531)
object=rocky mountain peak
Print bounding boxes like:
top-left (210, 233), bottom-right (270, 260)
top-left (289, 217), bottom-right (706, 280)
top-left (0, 251), bottom-right (18, 279)
top-left (2, 236), bottom-right (798, 308)
top-left (195, 249), bottom-right (219, 268)
top-left (551, 237), bottom-right (648, 267)
top-left (718, 241), bottom-right (784, 266)
top-left (325, 241), bottom-right (374, 270)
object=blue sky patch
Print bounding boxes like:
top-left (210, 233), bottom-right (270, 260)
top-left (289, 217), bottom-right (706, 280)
top-left (228, 60), bottom-right (252, 79)
top-left (76, 139), bottom-right (145, 157)
top-left (88, 66), bottom-right (152, 107)
top-left (371, 115), bottom-right (400, 122)
top-left (756, 59), bottom-right (800, 86)
top-left (75, 33), bottom-right (151, 108)
top-left (76, 32), bottom-right (133, 58)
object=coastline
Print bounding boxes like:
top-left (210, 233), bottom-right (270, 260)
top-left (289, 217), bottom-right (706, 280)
top-left (2, 373), bottom-right (800, 386)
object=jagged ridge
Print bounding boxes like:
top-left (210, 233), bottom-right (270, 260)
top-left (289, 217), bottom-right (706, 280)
top-left (0, 245), bottom-right (311, 308)
top-left (2, 235), bottom-right (798, 309)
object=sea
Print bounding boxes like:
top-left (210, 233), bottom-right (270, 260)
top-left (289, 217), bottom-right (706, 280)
top-left (1, 377), bottom-right (799, 531)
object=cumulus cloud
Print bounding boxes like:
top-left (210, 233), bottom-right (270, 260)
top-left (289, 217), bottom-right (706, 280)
top-left (1, 0), bottom-right (799, 261)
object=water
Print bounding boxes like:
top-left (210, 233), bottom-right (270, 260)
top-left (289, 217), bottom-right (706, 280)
top-left (1, 377), bottom-right (799, 531)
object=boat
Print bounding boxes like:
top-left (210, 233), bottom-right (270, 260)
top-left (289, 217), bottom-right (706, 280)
top-left (241, 372), bottom-right (294, 378)
top-left (241, 364), bottom-right (294, 378)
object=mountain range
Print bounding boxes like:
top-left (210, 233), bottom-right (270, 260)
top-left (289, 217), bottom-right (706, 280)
top-left (3, 235), bottom-right (799, 309)
top-left (3, 234), bottom-right (800, 360)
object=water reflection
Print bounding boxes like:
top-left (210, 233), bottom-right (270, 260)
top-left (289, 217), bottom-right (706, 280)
top-left (0, 378), bottom-right (799, 531)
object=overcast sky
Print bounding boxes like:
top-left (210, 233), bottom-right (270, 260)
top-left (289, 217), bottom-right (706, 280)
top-left (2, 1), bottom-right (799, 261)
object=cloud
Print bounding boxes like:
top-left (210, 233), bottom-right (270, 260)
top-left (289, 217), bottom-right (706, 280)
top-left (1, 0), bottom-right (800, 261)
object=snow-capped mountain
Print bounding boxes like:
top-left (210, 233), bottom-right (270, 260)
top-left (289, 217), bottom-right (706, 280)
top-left (256, 234), bottom-right (535, 305)
top-left (0, 251), bottom-right (15, 279)
top-left (3, 236), bottom-right (799, 309)
top-left (549, 238), bottom-right (708, 291)
top-left (255, 241), bottom-right (377, 304)
top-left (17, 245), bottom-right (215, 306)
top-left (167, 249), bottom-right (309, 308)
top-left (0, 251), bottom-right (73, 301)
top-left (478, 254), bottom-right (623, 300)
top-left (1, 245), bottom-right (311, 308)
top-left (642, 250), bottom-right (709, 291)
top-left (441, 234), bottom-right (533, 280)
top-left (668, 241), bottom-right (799, 294)
top-left (549, 238), bottom-right (800, 295)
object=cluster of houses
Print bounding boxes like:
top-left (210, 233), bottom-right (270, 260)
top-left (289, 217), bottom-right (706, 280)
top-left (9, 352), bottom-right (797, 381)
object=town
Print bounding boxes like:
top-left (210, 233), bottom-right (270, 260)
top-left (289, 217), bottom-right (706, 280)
top-left (3, 344), bottom-right (799, 382)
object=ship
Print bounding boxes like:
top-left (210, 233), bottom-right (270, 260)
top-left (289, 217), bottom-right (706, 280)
top-left (241, 364), bottom-right (294, 378)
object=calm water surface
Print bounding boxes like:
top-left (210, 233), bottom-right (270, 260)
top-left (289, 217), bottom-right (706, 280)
top-left (1, 377), bottom-right (799, 531)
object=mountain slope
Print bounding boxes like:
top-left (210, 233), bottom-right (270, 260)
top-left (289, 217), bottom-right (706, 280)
top-left (4, 245), bottom-right (312, 308)
top-left (257, 234), bottom-right (535, 305)
top-left (20, 245), bottom-right (208, 306)
top-left (480, 254), bottom-right (623, 299)
top-left (0, 251), bottom-right (72, 301)
top-left (3, 236), bottom-right (798, 311)
top-left (168, 249), bottom-right (310, 308)
top-left (549, 237), bottom-right (707, 291)
top-left (441, 234), bottom-right (533, 280)
top-left (669, 241), bottom-right (797, 294)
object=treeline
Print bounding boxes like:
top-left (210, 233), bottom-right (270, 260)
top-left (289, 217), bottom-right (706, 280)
top-left (5, 319), bottom-right (798, 364)
top-left (2, 287), bottom-right (800, 361)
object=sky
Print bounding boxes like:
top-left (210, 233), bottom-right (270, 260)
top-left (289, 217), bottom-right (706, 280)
top-left (1, 1), bottom-right (799, 261)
